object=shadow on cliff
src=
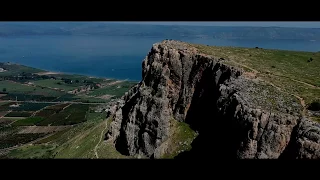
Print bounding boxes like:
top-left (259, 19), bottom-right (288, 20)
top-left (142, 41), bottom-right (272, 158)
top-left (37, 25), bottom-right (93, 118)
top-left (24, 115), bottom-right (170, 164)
top-left (174, 66), bottom-right (241, 159)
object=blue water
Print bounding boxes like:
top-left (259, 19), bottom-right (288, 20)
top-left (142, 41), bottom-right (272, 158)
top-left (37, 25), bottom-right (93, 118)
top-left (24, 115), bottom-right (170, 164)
top-left (0, 35), bottom-right (319, 81)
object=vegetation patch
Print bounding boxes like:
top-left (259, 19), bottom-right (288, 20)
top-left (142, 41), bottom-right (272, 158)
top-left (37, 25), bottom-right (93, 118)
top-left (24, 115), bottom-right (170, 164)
top-left (11, 117), bottom-right (45, 126)
top-left (0, 118), bottom-right (16, 127)
top-left (5, 111), bottom-right (33, 117)
top-left (36, 104), bottom-right (89, 126)
top-left (6, 144), bottom-right (56, 159)
top-left (0, 133), bottom-right (46, 149)
top-left (35, 128), bottom-right (71, 144)
top-left (160, 118), bottom-right (198, 159)
top-left (96, 140), bottom-right (129, 159)
top-left (88, 81), bottom-right (137, 98)
top-left (0, 93), bottom-right (59, 102)
top-left (308, 99), bottom-right (320, 111)
top-left (31, 79), bottom-right (76, 91)
top-left (55, 94), bottom-right (79, 102)
top-left (8, 103), bottom-right (52, 112)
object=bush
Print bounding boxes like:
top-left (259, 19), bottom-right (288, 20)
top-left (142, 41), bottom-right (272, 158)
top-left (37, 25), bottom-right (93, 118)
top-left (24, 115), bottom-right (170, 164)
top-left (308, 100), bottom-right (320, 111)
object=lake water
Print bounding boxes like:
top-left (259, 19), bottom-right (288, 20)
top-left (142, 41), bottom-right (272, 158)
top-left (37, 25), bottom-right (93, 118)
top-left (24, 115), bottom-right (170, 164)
top-left (0, 35), bottom-right (319, 81)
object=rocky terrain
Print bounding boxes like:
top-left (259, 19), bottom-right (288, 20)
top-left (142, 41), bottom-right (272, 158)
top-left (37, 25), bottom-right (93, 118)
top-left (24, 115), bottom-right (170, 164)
top-left (105, 40), bottom-right (320, 159)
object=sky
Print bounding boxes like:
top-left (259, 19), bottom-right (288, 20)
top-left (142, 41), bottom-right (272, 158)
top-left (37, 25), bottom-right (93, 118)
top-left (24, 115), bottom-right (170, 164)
top-left (114, 21), bottom-right (320, 28)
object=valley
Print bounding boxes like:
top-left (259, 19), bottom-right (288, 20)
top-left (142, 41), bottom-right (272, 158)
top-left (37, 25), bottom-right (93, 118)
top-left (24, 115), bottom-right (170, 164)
top-left (0, 62), bottom-right (137, 158)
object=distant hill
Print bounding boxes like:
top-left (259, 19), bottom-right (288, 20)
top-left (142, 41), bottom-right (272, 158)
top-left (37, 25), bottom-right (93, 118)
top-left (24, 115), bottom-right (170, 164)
top-left (0, 22), bottom-right (320, 40)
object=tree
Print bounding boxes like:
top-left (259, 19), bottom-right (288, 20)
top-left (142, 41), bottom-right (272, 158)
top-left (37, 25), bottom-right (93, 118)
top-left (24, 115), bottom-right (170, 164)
top-left (2, 88), bottom-right (6, 92)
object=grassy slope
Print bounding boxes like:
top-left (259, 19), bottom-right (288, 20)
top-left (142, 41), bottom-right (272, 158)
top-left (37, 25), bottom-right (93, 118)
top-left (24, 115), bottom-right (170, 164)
top-left (6, 112), bottom-right (126, 159)
top-left (0, 64), bottom-right (137, 158)
top-left (159, 118), bottom-right (198, 159)
top-left (192, 44), bottom-right (320, 105)
top-left (190, 44), bottom-right (320, 121)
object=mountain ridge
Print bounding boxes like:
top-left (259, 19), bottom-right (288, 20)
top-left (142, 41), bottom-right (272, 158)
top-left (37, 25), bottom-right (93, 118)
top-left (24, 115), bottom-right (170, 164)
top-left (104, 40), bottom-right (320, 159)
top-left (1, 23), bottom-right (320, 40)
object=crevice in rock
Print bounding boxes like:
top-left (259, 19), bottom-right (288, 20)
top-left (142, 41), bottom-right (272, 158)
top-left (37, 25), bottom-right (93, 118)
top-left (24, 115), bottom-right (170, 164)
top-left (175, 63), bottom-right (240, 159)
top-left (115, 92), bottom-right (140, 156)
top-left (278, 122), bottom-right (300, 159)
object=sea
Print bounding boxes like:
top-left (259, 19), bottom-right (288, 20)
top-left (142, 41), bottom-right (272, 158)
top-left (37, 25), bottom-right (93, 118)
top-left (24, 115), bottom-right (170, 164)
top-left (0, 35), bottom-right (319, 81)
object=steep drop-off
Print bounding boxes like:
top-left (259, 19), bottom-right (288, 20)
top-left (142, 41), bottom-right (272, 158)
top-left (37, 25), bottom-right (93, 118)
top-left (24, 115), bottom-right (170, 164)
top-left (105, 40), bottom-right (320, 159)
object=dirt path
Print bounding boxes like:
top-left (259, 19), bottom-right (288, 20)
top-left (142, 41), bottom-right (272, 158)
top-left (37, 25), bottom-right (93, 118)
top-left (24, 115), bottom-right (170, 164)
top-left (229, 60), bottom-right (320, 90)
top-left (230, 60), bottom-right (259, 74)
top-left (94, 119), bottom-right (109, 159)
top-left (292, 94), bottom-right (307, 116)
top-left (0, 110), bottom-right (11, 119)
top-left (31, 104), bottom-right (57, 117)
top-left (257, 76), bottom-right (307, 117)
top-left (231, 60), bottom-right (309, 117)
top-left (8, 119), bottom-right (19, 126)
top-left (270, 74), bottom-right (320, 89)
top-left (101, 80), bottom-right (124, 87)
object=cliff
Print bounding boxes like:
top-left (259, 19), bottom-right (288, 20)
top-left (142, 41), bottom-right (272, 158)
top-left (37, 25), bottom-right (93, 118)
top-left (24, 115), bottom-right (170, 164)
top-left (105, 40), bottom-right (320, 159)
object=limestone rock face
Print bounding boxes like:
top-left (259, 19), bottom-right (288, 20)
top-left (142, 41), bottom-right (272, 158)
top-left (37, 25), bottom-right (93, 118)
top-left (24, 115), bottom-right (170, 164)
top-left (105, 40), bottom-right (320, 159)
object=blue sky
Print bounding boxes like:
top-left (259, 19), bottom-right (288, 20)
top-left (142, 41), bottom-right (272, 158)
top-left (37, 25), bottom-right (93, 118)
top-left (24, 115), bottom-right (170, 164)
top-left (115, 21), bottom-right (320, 28)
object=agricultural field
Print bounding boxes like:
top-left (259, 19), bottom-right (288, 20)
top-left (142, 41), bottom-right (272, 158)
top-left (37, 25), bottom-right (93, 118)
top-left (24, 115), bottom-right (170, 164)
top-left (8, 102), bottom-right (53, 111)
top-left (0, 133), bottom-right (47, 149)
top-left (5, 111), bottom-right (33, 117)
top-left (88, 81), bottom-right (137, 98)
top-left (11, 117), bottom-right (45, 126)
top-left (0, 63), bottom-right (137, 158)
top-left (0, 118), bottom-right (16, 127)
top-left (31, 79), bottom-right (81, 91)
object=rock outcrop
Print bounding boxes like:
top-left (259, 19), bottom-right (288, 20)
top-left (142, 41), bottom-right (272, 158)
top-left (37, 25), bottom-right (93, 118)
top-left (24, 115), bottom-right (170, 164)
top-left (105, 40), bottom-right (320, 159)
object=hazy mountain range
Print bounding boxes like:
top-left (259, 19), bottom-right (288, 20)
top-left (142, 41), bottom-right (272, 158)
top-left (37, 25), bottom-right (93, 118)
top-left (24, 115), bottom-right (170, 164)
top-left (0, 22), bottom-right (320, 40)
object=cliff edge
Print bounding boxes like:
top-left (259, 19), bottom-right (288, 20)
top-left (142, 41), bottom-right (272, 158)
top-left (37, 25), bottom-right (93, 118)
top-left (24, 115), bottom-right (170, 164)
top-left (105, 40), bottom-right (320, 159)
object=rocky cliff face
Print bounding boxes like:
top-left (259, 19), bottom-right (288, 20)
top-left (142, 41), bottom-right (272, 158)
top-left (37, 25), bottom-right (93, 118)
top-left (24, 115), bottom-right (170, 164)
top-left (105, 40), bottom-right (320, 159)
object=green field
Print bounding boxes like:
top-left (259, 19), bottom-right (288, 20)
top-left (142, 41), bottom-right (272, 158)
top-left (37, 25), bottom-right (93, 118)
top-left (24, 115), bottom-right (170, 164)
top-left (5, 144), bottom-right (57, 159)
top-left (36, 104), bottom-right (89, 126)
top-left (34, 103), bottom-right (70, 118)
top-left (9, 103), bottom-right (52, 111)
top-left (88, 81), bottom-right (137, 98)
top-left (5, 111), bottom-right (33, 117)
top-left (0, 80), bottom-right (37, 92)
top-left (52, 74), bottom-right (108, 83)
top-left (4, 115), bottom-right (127, 159)
top-left (11, 117), bottom-right (45, 126)
top-left (0, 81), bottom-right (64, 98)
top-left (0, 63), bottom-right (135, 158)
top-left (31, 79), bottom-right (79, 91)
top-left (0, 133), bottom-right (46, 149)
top-left (73, 96), bottom-right (109, 103)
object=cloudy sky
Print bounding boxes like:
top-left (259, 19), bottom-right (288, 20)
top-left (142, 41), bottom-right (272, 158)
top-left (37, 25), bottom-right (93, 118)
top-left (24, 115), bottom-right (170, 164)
top-left (115, 21), bottom-right (320, 28)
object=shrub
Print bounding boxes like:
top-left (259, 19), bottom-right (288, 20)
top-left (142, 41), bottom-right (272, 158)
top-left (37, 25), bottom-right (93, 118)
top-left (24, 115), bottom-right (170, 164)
top-left (308, 100), bottom-right (320, 111)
